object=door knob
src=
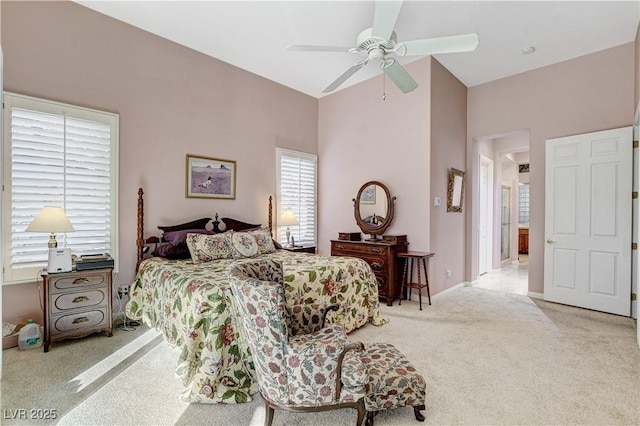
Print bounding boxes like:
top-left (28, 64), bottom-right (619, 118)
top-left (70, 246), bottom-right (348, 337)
top-left (546, 239), bottom-right (554, 244)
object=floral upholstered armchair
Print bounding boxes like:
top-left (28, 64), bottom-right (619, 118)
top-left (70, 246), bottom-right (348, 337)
top-left (228, 259), bottom-right (369, 426)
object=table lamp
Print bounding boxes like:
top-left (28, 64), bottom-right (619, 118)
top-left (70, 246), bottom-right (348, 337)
top-left (280, 210), bottom-right (299, 248)
top-left (26, 206), bottom-right (75, 273)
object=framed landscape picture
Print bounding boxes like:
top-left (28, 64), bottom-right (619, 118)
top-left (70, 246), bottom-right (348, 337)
top-left (360, 184), bottom-right (376, 204)
top-left (186, 154), bottom-right (236, 199)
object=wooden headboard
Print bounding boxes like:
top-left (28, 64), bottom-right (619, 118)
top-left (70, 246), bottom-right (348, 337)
top-left (135, 188), bottom-right (273, 271)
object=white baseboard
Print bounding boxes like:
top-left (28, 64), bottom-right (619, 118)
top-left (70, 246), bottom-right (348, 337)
top-left (406, 282), bottom-right (466, 302)
top-left (527, 291), bottom-right (544, 299)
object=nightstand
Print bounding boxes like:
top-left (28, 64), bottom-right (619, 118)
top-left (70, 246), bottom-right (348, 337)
top-left (283, 245), bottom-right (316, 254)
top-left (42, 267), bottom-right (113, 352)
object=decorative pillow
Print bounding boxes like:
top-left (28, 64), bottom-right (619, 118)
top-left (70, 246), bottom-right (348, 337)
top-left (230, 232), bottom-right (259, 258)
top-left (152, 243), bottom-right (191, 260)
top-left (246, 227), bottom-right (277, 254)
top-left (185, 232), bottom-right (234, 263)
top-left (163, 228), bottom-right (215, 246)
top-left (158, 218), bottom-right (211, 233)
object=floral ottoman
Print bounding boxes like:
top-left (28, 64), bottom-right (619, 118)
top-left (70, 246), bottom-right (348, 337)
top-left (361, 342), bottom-right (426, 425)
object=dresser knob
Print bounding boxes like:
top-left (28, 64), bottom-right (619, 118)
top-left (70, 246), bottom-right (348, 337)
top-left (72, 317), bottom-right (89, 324)
top-left (370, 248), bottom-right (381, 253)
top-left (72, 296), bottom-right (89, 304)
top-left (72, 277), bottom-right (89, 285)
top-left (337, 245), bottom-right (345, 250)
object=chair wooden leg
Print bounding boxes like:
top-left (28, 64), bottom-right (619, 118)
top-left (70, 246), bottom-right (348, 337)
top-left (264, 400), bottom-right (275, 426)
top-left (365, 411), bottom-right (376, 426)
top-left (413, 405), bottom-right (426, 422)
top-left (355, 399), bottom-right (366, 426)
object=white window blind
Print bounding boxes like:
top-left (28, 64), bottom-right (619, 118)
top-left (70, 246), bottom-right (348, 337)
top-left (276, 148), bottom-right (317, 246)
top-left (3, 93), bottom-right (119, 283)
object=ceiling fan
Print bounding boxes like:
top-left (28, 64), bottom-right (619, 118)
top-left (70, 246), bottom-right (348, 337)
top-left (287, 0), bottom-right (479, 94)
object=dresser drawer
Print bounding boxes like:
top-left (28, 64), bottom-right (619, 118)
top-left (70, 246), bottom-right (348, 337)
top-left (50, 288), bottom-right (107, 314)
top-left (49, 271), bottom-right (110, 293)
top-left (331, 238), bottom-right (406, 306)
top-left (360, 255), bottom-right (387, 273)
top-left (331, 241), bottom-right (389, 256)
top-left (51, 308), bottom-right (108, 335)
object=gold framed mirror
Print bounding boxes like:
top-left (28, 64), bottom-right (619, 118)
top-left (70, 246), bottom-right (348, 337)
top-left (353, 181), bottom-right (396, 240)
top-left (447, 168), bottom-right (465, 212)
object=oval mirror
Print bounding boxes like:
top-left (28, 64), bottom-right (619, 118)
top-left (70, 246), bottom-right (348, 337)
top-left (353, 181), bottom-right (396, 240)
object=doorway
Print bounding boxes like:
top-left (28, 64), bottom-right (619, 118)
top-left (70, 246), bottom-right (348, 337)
top-left (501, 185), bottom-right (511, 261)
top-left (472, 131), bottom-right (530, 296)
top-left (478, 155), bottom-right (493, 275)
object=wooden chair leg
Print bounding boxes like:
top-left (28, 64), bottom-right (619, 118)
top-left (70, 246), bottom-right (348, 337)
top-left (365, 410), bottom-right (376, 426)
top-left (355, 399), bottom-right (366, 426)
top-left (414, 405), bottom-right (426, 422)
top-left (264, 400), bottom-right (275, 426)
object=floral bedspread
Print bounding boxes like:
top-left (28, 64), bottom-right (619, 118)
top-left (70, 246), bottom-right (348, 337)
top-left (125, 251), bottom-right (386, 403)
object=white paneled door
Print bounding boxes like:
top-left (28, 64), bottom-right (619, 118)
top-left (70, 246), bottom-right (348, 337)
top-left (479, 156), bottom-right (493, 276)
top-left (544, 127), bottom-right (633, 316)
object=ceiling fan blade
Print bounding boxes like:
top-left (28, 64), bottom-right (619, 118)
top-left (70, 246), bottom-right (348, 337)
top-left (372, 0), bottom-right (404, 40)
top-left (323, 61), bottom-right (368, 93)
top-left (286, 45), bottom-right (352, 53)
top-left (384, 61), bottom-right (418, 93)
top-left (400, 33), bottom-right (479, 56)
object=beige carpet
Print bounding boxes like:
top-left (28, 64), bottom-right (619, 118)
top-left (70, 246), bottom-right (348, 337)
top-left (2, 286), bottom-right (638, 425)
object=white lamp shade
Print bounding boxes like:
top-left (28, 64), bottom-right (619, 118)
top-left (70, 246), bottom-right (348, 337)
top-left (26, 206), bottom-right (75, 233)
top-left (279, 210), bottom-right (299, 227)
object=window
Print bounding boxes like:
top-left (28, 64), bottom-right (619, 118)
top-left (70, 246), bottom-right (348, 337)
top-left (276, 148), bottom-right (317, 246)
top-left (2, 93), bottom-right (119, 284)
top-left (518, 183), bottom-right (530, 225)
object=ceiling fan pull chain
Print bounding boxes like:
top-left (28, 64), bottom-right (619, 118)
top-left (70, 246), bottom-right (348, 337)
top-left (382, 73), bottom-right (387, 101)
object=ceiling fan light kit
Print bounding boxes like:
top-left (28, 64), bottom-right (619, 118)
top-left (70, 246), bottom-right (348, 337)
top-left (286, 0), bottom-right (479, 95)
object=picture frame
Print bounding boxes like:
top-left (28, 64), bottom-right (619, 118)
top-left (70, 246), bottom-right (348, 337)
top-left (360, 184), bottom-right (376, 204)
top-left (186, 154), bottom-right (236, 199)
top-left (447, 168), bottom-right (465, 213)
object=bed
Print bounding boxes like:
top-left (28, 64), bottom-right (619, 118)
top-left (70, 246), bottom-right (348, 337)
top-left (125, 188), bottom-right (387, 403)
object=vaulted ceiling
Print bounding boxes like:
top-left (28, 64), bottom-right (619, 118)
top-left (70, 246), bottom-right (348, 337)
top-left (75, 1), bottom-right (640, 98)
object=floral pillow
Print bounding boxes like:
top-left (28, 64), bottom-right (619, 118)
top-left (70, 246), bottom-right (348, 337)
top-left (246, 227), bottom-right (277, 254)
top-left (230, 232), bottom-right (259, 258)
top-left (185, 232), bottom-right (234, 263)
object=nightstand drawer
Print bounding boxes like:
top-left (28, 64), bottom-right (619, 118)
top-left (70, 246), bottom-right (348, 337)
top-left (51, 288), bottom-right (107, 314)
top-left (51, 308), bottom-right (108, 335)
top-left (42, 267), bottom-right (113, 351)
top-left (49, 271), bottom-right (110, 293)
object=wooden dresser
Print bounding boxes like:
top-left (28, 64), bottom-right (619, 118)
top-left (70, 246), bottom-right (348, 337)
top-left (42, 268), bottom-right (113, 352)
top-left (331, 237), bottom-right (408, 305)
top-left (518, 228), bottom-right (529, 254)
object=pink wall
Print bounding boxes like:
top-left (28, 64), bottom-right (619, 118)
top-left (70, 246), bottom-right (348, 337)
top-left (317, 59), bottom-right (431, 255)
top-left (429, 58), bottom-right (467, 293)
top-left (1, 1), bottom-right (318, 323)
top-left (467, 43), bottom-right (635, 293)
top-left (635, 22), bottom-right (639, 113)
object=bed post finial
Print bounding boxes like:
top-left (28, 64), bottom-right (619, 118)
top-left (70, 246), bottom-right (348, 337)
top-left (136, 188), bottom-right (144, 272)
top-left (212, 214), bottom-right (221, 233)
top-left (268, 195), bottom-right (273, 237)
